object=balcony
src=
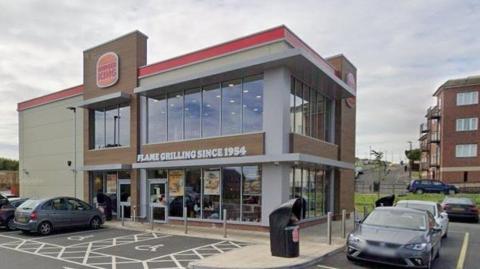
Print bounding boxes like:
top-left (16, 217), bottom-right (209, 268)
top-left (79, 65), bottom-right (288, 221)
top-left (427, 106), bottom-right (441, 119)
top-left (420, 141), bottom-right (429, 152)
top-left (420, 123), bottom-right (429, 133)
top-left (430, 132), bottom-right (440, 143)
top-left (430, 157), bottom-right (440, 167)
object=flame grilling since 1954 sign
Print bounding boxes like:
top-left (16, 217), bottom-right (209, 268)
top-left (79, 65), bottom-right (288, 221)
top-left (96, 52), bottom-right (119, 88)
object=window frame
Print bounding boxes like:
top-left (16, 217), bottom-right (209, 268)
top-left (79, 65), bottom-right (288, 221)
top-left (456, 117), bottom-right (478, 132)
top-left (457, 91), bottom-right (479, 106)
top-left (455, 144), bottom-right (478, 158)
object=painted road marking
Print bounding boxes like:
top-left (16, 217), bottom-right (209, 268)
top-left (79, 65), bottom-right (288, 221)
top-left (456, 232), bottom-right (469, 269)
top-left (316, 265), bottom-right (338, 269)
top-left (135, 243), bottom-right (165, 252)
top-left (68, 235), bottom-right (94, 241)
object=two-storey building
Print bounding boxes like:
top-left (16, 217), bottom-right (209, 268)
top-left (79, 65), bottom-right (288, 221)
top-left (18, 26), bottom-right (357, 229)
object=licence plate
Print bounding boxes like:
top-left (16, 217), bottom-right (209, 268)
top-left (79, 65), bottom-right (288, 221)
top-left (16, 216), bottom-right (27, 223)
top-left (368, 246), bottom-right (396, 257)
top-left (451, 207), bottom-right (465, 212)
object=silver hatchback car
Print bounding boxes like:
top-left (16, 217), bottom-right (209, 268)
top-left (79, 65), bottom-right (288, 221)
top-left (14, 197), bottom-right (105, 235)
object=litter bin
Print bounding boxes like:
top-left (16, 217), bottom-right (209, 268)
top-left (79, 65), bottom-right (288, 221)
top-left (97, 193), bottom-right (113, 221)
top-left (269, 198), bottom-right (302, 257)
top-left (375, 194), bottom-right (395, 207)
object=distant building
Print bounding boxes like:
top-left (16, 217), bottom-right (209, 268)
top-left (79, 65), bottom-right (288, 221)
top-left (419, 75), bottom-right (480, 188)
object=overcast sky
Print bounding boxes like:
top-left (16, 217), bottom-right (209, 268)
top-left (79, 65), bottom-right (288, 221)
top-left (1, 0), bottom-right (479, 162)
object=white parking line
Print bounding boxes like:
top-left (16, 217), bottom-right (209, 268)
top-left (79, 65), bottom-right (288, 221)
top-left (316, 265), bottom-right (338, 269)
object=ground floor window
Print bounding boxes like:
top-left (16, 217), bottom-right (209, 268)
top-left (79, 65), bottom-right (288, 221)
top-left (289, 166), bottom-right (327, 219)
top-left (89, 170), bottom-right (131, 216)
top-left (146, 165), bottom-right (262, 223)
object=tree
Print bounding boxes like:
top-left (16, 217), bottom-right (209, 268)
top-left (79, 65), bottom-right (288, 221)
top-left (0, 158), bottom-right (19, 171)
top-left (405, 149), bottom-right (421, 161)
top-left (371, 150), bottom-right (390, 197)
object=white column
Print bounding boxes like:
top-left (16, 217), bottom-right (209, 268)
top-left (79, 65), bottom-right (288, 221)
top-left (263, 67), bottom-right (291, 154)
top-left (261, 163), bottom-right (290, 226)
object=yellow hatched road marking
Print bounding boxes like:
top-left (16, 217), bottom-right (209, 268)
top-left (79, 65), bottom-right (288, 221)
top-left (456, 232), bottom-right (469, 269)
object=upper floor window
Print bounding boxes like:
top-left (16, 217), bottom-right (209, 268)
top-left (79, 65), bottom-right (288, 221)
top-left (143, 74), bottom-right (263, 144)
top-left (457, 91), bottom-right (478, 106)
top-left (90, 104), bottom-right (130, 149)
top-left (290, 77), bottom-right (333, 142)
top-left (456, 144), bottom-right (477, 158)
top-left (456, 118), bottom-right (478, 131)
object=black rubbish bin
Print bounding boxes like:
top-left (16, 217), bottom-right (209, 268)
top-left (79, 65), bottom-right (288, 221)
top-left (269, 198), bottom-right (302, 257)
top-left (375, 194), bottom-right (395, 207)
top-left (97, 193), bottom-right (113, 221)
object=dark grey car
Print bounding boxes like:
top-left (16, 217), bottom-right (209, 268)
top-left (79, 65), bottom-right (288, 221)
top-left (14, 197), bottom-right (105, 235)
top-left (347, 207), bottom-right (442, 268)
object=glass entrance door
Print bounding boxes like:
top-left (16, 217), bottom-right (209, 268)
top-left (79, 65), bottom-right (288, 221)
top-left (118, 179), bottom-right (131, 219)
top-left (149, 179), bottom-right (167, 223)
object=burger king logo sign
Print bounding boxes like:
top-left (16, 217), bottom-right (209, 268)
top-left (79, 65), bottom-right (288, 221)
top-left (96, 52), bottom-right (119, 88)
top-left (345, 72), bottom-right (356, 108)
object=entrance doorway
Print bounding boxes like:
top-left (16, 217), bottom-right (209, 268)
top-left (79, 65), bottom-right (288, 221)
top-left (119, 179), bottom-right (131, 219)
top-left (149, 179), bottom-right (167, 223)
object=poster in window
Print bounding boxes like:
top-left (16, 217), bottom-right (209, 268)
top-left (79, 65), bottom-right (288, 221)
top-left (243, 170), bottom-right (261, 195)
top-left (168, 170), bottom-right (184, 196)
top-left (106, 174), bottom-right (117, 194)
top-left (203, 170), bottom-right (220, 195)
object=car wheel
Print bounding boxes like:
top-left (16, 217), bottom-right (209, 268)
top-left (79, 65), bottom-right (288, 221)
top-left (416, 189), bottom-right (424, 194)
top-left (90, 216), bottom-right (101, 230)
top-left (6, 217), bottom-right (15, 231)
top-left (38, 222), bottom-right (52, 236)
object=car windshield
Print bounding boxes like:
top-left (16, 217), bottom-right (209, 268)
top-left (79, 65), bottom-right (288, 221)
top-left (363, 209), bottom-right (427, 231)
top-left (444, 198), bottom-right (473, 205)
top-left (397, 202), bottom-right (435, 215)
top-left (18, 200), bottom-right (41, 210)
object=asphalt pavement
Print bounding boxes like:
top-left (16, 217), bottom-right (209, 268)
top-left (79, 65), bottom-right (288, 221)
top-left (309, 221), bottom-right (479, 269)
top-left (0, 227), bottom-right (246, 269)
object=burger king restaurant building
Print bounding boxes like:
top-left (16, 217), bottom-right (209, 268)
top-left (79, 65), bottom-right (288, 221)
top-left (17, 26), bottom-right (357, 229)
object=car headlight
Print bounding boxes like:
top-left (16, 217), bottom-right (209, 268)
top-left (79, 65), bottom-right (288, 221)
top-left (348, 234), bottom-right (362, 244)
top-left (404, 243), bottom-right (427, 251)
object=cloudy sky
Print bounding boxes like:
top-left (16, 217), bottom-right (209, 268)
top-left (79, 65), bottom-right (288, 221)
top-left (1, 0), bottom-right (479, 161)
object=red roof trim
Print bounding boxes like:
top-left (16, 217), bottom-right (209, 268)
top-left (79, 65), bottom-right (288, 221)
top-left (17, 85), bottom-right (84, 111)
top-left (283, 28), bottom-right (335, 73)
top-left (138, 26), bottom-right (286, 78)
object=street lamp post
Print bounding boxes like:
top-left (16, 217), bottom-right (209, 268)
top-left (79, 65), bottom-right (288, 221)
top-left (67, 107), bottom-right (77, 198)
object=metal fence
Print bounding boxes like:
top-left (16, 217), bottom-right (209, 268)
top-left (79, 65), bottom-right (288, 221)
top-left (355, 182), bottom-right (408, 195)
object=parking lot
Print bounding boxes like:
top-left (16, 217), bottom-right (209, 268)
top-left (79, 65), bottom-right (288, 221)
top-left (0, 227), bottom-right (247, 269)
top-left (310, 221), bottom-right (479, 269)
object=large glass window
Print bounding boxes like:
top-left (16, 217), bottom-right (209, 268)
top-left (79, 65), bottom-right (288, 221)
top-left (222, 166), bottom-right (242, 221)
top-left (242, 166), bottom-right (261, 222)
top-left (143, 75), bottom-right (263, 144)
top-left (294, 80), bottom-right (303, 133)
top-left (168, 170), bottom-right (184, 217)
top-left (222, 80), bottom-right (242, 135)
top-left (290, 77), bottom-right (333, 142)
top-left (91, 104), bottom-right (130, 149)
top-left (202, 84), bottom-right (221, 137)
top-left (147, 94), bottom-right (167, 143)
top-left (242, 75), bottom-right (263, 132)
top-left (185, 168), bottom-right (201, 218)
top-left (167, 91), bottom-right (184, 141)
top-left (289, 166), bottom-right (328, 219)
top-left (184, 89), bottom-right (201, 139)
top-left (203, 168), bottom-right (221, 219)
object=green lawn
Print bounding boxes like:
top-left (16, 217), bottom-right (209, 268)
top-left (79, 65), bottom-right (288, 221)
top-left (355, 193), bottom-right (480, 213)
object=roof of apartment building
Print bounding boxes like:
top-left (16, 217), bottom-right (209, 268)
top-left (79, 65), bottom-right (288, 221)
top-left (17, 25), bottom-right (351, 112)
top-left (434, 74), bottom-right (480, 96)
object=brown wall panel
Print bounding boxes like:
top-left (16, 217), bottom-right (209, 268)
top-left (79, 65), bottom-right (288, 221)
top-left (289, 133), bottom-right (338, 160)
top-left (142, 133), bottom-right (265, 157)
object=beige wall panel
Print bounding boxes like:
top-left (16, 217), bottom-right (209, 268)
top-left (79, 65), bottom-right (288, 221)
top-left (140, 42), bottom-right (290, 89)
top-left (19, 96), bottom-right (84, 200)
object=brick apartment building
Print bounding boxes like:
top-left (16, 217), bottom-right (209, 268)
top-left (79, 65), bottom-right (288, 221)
top-left (419, 75), bottom-right (480, 188)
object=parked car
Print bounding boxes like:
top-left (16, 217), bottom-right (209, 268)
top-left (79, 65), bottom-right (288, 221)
top-left (347, 207), bottom-right (442, 268)
top-left (441, 197), bottom-right (479, 222)
top-left (396, 200), bottom-right (449, 238)
top-left (407, 179), bottom-right (458, 194)
top-left (0, 197), bottom-right (28, 230)
top-left (14, 197), bottom-right (105, 235)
